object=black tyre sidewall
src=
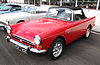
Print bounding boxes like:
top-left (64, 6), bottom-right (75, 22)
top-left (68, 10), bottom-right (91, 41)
top-left (83, 27), bottom-right (91, 39)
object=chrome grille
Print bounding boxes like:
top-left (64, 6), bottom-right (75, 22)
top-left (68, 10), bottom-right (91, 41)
top-left (11, 35), bottom-right (35, 47)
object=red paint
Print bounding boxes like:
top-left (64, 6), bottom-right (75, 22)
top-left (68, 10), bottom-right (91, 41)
top-left (10, 17), bottom-right (95, 50)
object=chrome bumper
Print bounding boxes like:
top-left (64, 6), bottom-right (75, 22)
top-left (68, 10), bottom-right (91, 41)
top-left (7, 36), bottom-right (47, 53)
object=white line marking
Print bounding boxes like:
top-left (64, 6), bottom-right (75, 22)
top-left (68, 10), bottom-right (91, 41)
top-left (91, 31), bottom-right (100, 35)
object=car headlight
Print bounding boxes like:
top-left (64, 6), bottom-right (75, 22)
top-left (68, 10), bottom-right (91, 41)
top-left (6, 26), bottom-right (11, 34)
top-left (33, 35), bottom-right (41, 46)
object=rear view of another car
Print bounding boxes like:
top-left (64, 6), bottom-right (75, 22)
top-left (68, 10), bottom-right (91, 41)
top-left (0, 4), bottom-right (22, 14)
top-left (0, 4), bottom-right (22, 30)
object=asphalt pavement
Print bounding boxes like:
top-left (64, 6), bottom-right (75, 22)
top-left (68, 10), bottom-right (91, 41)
top-left (0, 30), bottom-right (100, 65)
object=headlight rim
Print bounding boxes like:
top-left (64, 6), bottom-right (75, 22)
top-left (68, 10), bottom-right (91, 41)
top-left (6, 26), bottom-right (11, 34)
top-left (33, 35), bottom-right (41, 46)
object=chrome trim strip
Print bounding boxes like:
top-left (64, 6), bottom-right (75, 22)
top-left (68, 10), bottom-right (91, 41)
top-left (42, 31), bottom-right (65, 40)
top-left (30, 48), bottom-right (46, 53)
top-left (10, 39), bottom-right (28, 49)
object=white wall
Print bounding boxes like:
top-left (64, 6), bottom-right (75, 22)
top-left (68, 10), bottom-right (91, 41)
top-left (83, 9), bottom-right (100, 26)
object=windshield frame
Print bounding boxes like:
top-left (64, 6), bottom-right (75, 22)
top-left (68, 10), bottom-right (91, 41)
top-left (45, 7), bottom-right (74, 22)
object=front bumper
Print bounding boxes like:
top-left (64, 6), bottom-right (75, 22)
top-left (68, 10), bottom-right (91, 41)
top-left (7, 36), bottom-right (47, 53)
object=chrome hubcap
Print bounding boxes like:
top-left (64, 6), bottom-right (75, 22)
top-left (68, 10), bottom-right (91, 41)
top-left (86, 28), bottom-right (90, 37)
top-left (52, 42), bottom-right (63, 57)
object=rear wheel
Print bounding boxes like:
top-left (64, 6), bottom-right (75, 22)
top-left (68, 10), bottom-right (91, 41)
top-left (47, 38), bottom-right (64, 60)
top-left (84, 27), bottom-right (91, 38)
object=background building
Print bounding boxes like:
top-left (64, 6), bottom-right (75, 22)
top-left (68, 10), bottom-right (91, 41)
top-left (6, 0), bottom-right (71, 5)
top-left (6, 0), bottom-right (100, 9)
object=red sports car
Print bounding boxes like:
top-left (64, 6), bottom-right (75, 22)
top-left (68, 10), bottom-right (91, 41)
top-left (6, 7), bottom-right (95, 60)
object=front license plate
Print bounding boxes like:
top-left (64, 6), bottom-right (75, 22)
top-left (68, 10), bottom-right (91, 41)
top-left (15, 45), bottom-right (28, 54)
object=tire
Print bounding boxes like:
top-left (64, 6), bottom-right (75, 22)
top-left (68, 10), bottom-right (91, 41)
top-left (3, 27), bottom-right (7, 32)
top-left (84, 27), bottom-right (91, 38)
top-left (0, 26), bottom-right (7, 32)
top-left (0, 26), bottom-right (4, 30)
top-left (47, 38), bottom-right (64, 60)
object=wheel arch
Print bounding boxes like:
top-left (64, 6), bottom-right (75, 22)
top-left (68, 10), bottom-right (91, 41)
top-left (46, 35), bottom-right (66, 50)
top-left (54, 35), bottom-right (66, 46)
top-left (88, 24), bottom-right (92, 30)
top-left (43, 34), bottom-right (68, 51)
top-left (17, 20), bottom-right (25, 23)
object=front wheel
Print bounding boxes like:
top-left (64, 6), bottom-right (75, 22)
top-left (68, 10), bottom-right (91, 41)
top-left (47, 38), bottom-right (64, 60)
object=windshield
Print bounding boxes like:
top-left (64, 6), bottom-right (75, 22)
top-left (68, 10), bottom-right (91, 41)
top-left (23, 6), bottom-right (36, 14)
top-left (46, 8), bottom-right (72, 21)
top-left (0, 6), bottom-right (12, 11)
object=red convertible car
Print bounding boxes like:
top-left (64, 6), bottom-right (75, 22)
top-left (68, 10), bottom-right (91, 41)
top-left (6, 7), bottom-right (95, 60)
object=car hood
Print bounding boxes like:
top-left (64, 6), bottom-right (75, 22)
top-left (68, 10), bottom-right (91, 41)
top-left (11, 18), bottom-right (67, 42)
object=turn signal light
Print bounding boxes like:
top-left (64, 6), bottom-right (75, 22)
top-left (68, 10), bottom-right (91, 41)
top-left (37, 45), bottom-right (42, 50)
top-left (8, 24), bottom-right (10, 26)
top-left (8, 34), bottom-right (11, 36)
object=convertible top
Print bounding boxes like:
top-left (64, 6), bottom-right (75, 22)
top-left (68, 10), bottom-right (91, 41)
top-left (49, 6), bottom-right (82, 10)
top-left (49, 6), bottom-right (87, 19)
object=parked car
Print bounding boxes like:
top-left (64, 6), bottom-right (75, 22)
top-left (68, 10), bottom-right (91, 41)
top-left (0, 5), bottom-right (45, 29)
top-left (6, 7), bottom-right (95, 60)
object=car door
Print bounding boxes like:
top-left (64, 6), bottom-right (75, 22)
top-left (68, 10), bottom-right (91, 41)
top-left (64, 20), bottom-right (82, 43)
top-left (60, 9), bottom-right (84, 43)
top-left (68, 10), bottom-right (86, 43)
top-left (69, 20), bottom-right (83, 42)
